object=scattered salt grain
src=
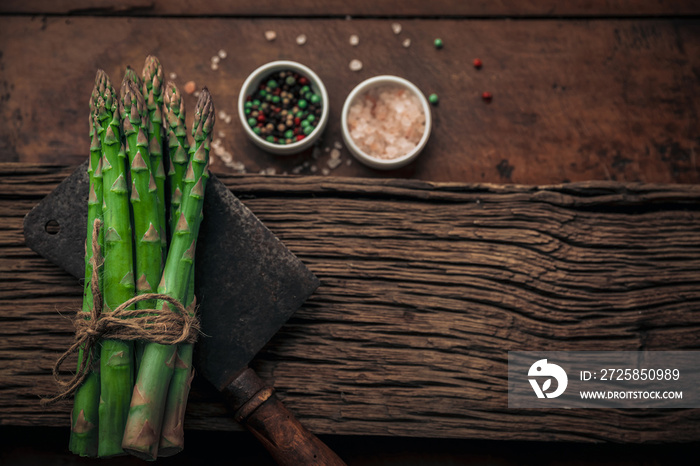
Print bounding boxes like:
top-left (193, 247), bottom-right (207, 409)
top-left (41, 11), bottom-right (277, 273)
top-left (225, 115), bottom-right (232, 124)
top-left (194, 90), bottom-right (200, 97)
top-left (218, 110), bottom-right (227, 120)
top-left (346, 159), bottom-right (352, 166)
top-left (392, 23), bottom-right (402, 35)
top-left (169, 72), bottom-right (177, 80)
top-left (218, 131), bottom-right (226, 138)
top-left (211, 62), bottom-right (219, 71)
top-left (322, 168), bottom-right (330, 176)
top-left (349, 34), bottom-right (359, 46)
top-left (211, 55), bottom-right (221, 64)
top-left (330, 148), bottom-right (341, 159)
top-left (218, 49), bottom-right (227, 59)
top-left (296, 34), bottom-right (307, 45)
top-left (346, 85), bottom-right (426, 160)
top-left (184, 81), bottom-right (196, 95)
top-left (265, 30), bottom-right (277, 41)
top-left (349, 59), bottom-right (363, 71)
top-left (310, 165), bottom-right (318, 173)
top-left (402, 38), bottom-right (411, 48)
top-left (328, 157), bottom-right (342, 169)
top-left (333, 141), bottom-right (343, 150)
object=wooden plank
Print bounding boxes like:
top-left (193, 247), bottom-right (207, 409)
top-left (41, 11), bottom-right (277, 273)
top-left (0, 18), bottom-right (698, 185)
top-left (1, 163), bottom-right (700, 443)
top-left (1, 0), bottom-right (700, 17)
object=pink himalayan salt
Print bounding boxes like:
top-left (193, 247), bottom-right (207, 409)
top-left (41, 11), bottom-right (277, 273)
top-left (346, 85), bottom-right (425, 160)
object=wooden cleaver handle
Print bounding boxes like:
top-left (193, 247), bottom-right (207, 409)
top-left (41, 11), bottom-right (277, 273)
top-left (221, 367), bottom-right (347, 466)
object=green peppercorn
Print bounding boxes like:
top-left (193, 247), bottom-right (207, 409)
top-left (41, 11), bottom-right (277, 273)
top-left (259, 90), bottom-right (267, 98)
top-left (266, 135), bottom-right (275, 143)
top-left (244, 101), bottom-right (253, 109)
top-left (272, 95), bottom-right (280, 104)
top-left (306, 114), bottom-right (316, 123)
top-left (300, 85), bottom-right (310, 95)
top-left (245, 108), bottom-right (251, 115)
top-left (284, 129), bottom-right (294, 139)
top-left (285, 76), bottom-right (296, 86)
top-left (267, 79), bottom-right (277, 89)
top-left (428, 93), bottom-right (439, 105)
top-left (303, 125), bottom-right (314, 135)
top-left (298, 99), bottom-right (308, 109)
top-left (434, 38), bottom-right (443, 49)
top-left (310, 94), bottom-right (321, 104)
top-left (253, 99), bottom-right (261, 107)
top-left (247, 117), bottom-right (257, 127)
top-left (253, 126), bottom-right (262, 135)
top-left (300, 119), bottom-right (310, 128)
top-left (295, 110), bottom-right (304, 118)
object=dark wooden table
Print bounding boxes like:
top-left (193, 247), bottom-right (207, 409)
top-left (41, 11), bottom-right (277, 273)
top-left (1, 2), bottom-right (699, 465)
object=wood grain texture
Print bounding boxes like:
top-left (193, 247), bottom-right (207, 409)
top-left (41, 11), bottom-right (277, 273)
top-left (1, 163), bottom-right (700, 443)
top-left (0, 17), bottom-right (698, 185)
top-left (1, 0), bottom-right (700, 17)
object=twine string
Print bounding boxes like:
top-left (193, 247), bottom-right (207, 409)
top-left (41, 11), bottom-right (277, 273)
top-left (41, 218), bottom-right (200, 405)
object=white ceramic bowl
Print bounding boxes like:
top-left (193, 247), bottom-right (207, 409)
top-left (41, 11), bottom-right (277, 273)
top-left (238, 60), bottom-right (329, 155)
top-left (341, 75), bottom-right (432, 170)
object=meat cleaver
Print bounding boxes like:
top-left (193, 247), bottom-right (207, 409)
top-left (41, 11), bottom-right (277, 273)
top-left (23, 163), bottom-right (346, 466)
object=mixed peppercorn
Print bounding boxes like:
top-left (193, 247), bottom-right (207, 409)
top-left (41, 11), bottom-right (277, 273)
top-left (244, 70), bottom-right (323, 145)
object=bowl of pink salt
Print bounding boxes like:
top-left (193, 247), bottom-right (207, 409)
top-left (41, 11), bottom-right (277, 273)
top-left (341, 75), bottom-right (431, 170)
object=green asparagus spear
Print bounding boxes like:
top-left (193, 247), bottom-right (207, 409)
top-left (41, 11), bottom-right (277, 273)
top-left (159, 89), bottom-right (214, 456)
top-left (163, 82), bottom-right (189, 240)
top-left (69, 91), bottom-right (105, 458)
top-left (121, 89), bottom-right (214, 460)
top-left (120, 80), bottom-right (163, 316)
top-left (141, 56), bottom-right (167, 255)
top-left (98, 69), bottom-right (135, 458)
top-left (121, 66), bottom-right (142, 100)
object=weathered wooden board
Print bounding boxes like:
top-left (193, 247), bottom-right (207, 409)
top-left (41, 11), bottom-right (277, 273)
top-left (1, 163), bottom-right (700, 443)
top-left (2, 0), bottom-right (700, 17)
top-left (0, 18), bottom-right (698, 185)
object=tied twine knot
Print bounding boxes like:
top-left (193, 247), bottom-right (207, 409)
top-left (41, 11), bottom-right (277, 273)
top-left (41, 218), bottom-right (200, 405)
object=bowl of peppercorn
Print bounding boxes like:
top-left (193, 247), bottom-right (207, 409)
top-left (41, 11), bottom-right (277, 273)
top-left (238, 60), bottom-right (329, 155)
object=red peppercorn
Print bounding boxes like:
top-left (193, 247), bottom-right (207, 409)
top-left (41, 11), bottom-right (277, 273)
top-left (482, 91), bottom-right (493, 103)
top-left (294, 117), bottom-right (301, 126)
top-left (257, 114), bottom-right (266, 122)
top-left (296, 134), bottom-right (305, 141)
top-left (473, 58), bottom-right (482, 69)
top-left (299, 77), bottom-right (308, 85)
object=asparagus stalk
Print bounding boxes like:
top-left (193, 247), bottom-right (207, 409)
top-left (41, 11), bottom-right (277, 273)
top-left (141, 56), bottom-right (167, 255)
top-left (121, 66), bottom-right (142, 100)
top-left (163, 82), bottom-right (189, 240)
top-left (120, 80), bottom-right (163, 316)
top-left (97, 69), bottom-right (136, 458)
top-left (69, 90), bottom-right (105, 457)
top-left (159, 90), bottom-right (214, 456)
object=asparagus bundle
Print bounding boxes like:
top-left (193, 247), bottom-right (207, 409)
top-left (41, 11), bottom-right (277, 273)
top-left (122, 88), bottom-right (214, 460)
top-left (66, 59), bottom-right (213, 460)
top-left (98, 70), bottom-right (136, 458)
top-left (69, 84), bottom-right (105, 458)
